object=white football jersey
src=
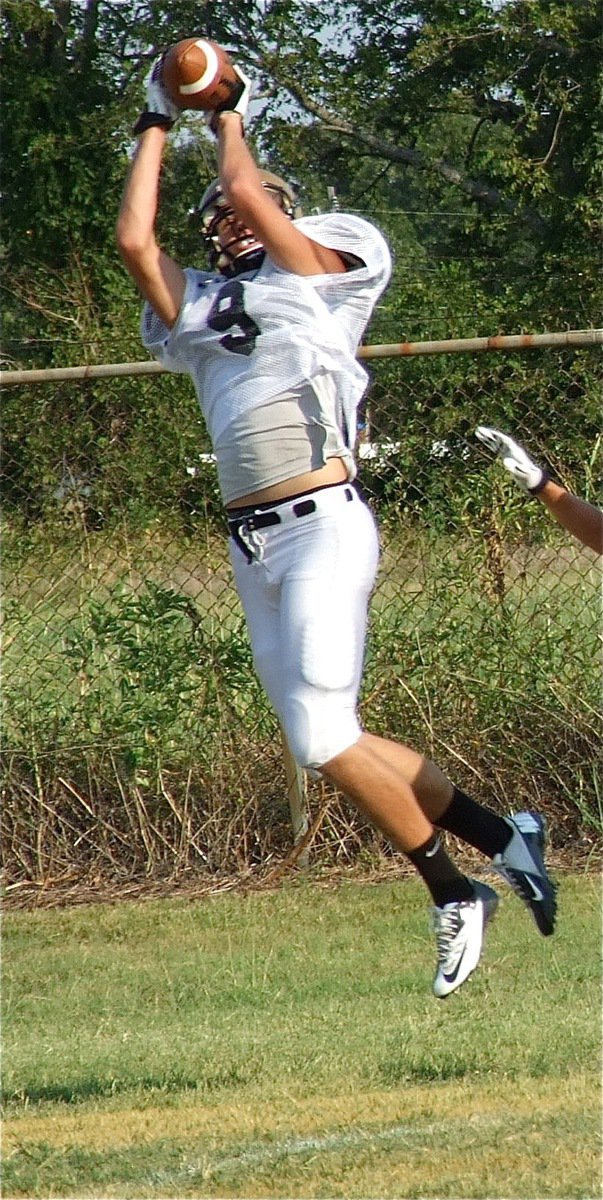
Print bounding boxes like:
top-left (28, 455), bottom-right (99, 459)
top-left (141, 212), bottom-right (392, 448)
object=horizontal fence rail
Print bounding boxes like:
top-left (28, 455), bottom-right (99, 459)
top-left (1, 329), bottom-right (601, 888)
top-left (1, 329), bottom-right (601, 385)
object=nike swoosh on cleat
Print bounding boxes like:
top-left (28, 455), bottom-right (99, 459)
top-left (442, 952), bottom-right (466, 984)
top-left (521, 875), bottom-right (544, 902)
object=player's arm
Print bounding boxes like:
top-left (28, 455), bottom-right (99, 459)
top-left (476, 426), bottom-right (603, 554)
top-left (215, 112), bottom-right (347, 276)
top-left (116, 60), bottom-right (186, 328)
top-left (537, 480), bottom-right (603, 555)
top-left (116, 126), bottom-right (185, 328)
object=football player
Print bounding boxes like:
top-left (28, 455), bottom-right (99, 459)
top-left (117, 58), bottom-right (557, 997)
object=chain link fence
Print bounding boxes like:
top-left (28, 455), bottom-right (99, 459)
top-left (2, 333), bottom-right (601, 889)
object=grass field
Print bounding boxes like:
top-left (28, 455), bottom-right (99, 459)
top-left (2, 870), bottom-right (600, 1198)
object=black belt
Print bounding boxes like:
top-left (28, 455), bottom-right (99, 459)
top-left (228, 484), bottom-right (356, 562)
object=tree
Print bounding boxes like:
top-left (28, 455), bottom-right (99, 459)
top-left (1, 0), bottom-right (599, 530)
top-left (2, 0), bottom-right (600, 369)
top-left (250, 0), bottom-right (601, 327)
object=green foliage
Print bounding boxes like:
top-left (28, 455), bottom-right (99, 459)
top-left (3, 7), bottom-right (117, 270)
top-left (2, 509), bottom-right (600, 884)
top-left (4, 575), bottom-right (262, 773)
top-left (0, 0), bottom-right (245, 369)
top-left (261, 0), bottom-right (601, 327)
top-left (1, 2), bottom-right (601, 889)
top-left (0, 373), bottom-right (211, 525)
top-left (2, 0), bottom-right (601, 377)
top-left (363, 535), bottom-right (600, 835)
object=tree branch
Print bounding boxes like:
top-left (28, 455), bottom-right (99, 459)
top-left (73, 0), bottom-right (100, 72)
top-left (533, 106), bottom-right (564, 168)
top-left (465, 116), bottom-right (489, 166)
top-left (277, 75), bottom-right (546, 233)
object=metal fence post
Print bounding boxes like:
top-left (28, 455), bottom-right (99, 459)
top-left (279, 727), bottom-right (310, 864)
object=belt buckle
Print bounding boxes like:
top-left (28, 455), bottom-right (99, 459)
top-left (248, 510), bottom-right (280, 531)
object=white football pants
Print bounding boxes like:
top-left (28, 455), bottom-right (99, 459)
top-left (229, 483), bottom-right (379, 769)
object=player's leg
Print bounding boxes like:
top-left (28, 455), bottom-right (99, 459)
top-left (275, 497), bottom-right (497, 997)
top-left (228, 535), bottom-right (287, 719)
top-left (321, 736), bottom-right (499, 998)
top-left (358, 733), bottom-right (557, 936)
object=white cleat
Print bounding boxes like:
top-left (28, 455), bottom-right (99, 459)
top-left (432, 881), bottom-right (499, 999)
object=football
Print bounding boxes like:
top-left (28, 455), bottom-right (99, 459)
top-left (161, 38), bottom-right (239, 111)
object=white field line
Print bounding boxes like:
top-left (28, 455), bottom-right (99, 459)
top-left (143, 1109), bottom-right (579, 1195)
top-left (146, 1120), bottom-right (429, 1189)
top-left (211, 1120), bottom-right (423, 1171)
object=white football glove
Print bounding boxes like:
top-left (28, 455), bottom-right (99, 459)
top-left (475, 425), bottom-right (547, 493)
top-left (133, 54), bottom-right (180, 134)
top-left (145, 54), bottom-right (181, 123)
top-left (207, 66), bottom-right (252, 133)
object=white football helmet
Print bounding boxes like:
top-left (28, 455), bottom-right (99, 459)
top-left (197, 171), bottom-right (299, 274)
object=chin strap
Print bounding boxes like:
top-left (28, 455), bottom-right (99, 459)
top-left (223, 248), bottom-right (266, 276)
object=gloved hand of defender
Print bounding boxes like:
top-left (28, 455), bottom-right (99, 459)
top-left (475, 426), bottom-right (548, 493)
top-left (133, 54), bottom-right (180, 135)
top-left (208, 65), bottom-right (252, 134)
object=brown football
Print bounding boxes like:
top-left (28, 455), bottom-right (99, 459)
top-left (161, 38), bottom-right (239, 111)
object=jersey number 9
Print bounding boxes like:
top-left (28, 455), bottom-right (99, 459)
top-left (207, 280), bottom-right (260, 357)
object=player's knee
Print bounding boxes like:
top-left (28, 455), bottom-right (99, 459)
top-left (281, 696), bottom-right (361, 771)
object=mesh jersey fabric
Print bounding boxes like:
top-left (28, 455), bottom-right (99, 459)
top-left (141, 212), bottom-right (392, 450)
